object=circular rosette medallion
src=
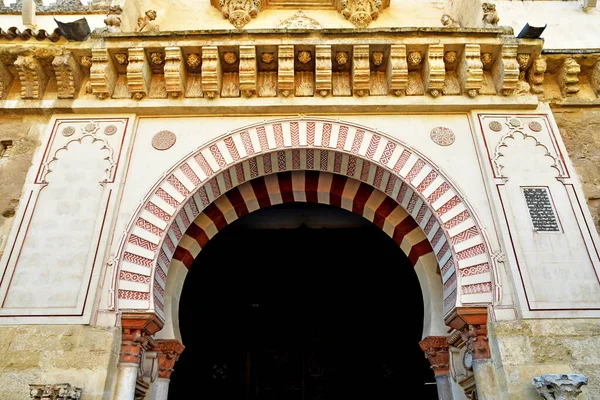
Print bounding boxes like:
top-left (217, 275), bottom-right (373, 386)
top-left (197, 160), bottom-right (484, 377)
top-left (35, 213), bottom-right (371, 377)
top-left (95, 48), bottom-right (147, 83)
top-left (152, 130), bottom-right (177, 151)
top-left (430, 126), bottom-right (456, 146)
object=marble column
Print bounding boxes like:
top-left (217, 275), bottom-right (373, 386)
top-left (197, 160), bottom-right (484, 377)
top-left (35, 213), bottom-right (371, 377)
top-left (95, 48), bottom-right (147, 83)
top-left (419, 336), bottom-right (453, 400)
top-left (114, 313), bottom-right (164, 400)
top-left (150, 339), bottom-right (185, 400)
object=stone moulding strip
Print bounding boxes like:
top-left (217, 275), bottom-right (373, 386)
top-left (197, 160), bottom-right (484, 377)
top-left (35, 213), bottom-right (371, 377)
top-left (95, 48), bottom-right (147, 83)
top-left (115, 117), bottom-right (494, 320)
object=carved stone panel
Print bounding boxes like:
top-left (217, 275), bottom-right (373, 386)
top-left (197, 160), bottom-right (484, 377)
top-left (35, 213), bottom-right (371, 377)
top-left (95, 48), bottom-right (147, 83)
top-left (258, 72), bottom-right (277, 97)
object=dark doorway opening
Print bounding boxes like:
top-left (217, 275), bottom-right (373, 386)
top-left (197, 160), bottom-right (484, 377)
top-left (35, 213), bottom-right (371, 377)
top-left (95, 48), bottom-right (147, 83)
top-left (169, 202), bottom-right (437, 399)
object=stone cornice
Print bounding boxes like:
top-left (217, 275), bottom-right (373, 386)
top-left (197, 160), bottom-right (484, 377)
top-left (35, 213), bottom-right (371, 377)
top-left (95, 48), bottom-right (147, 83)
top-left (0, 31), bottom-right (597, 112)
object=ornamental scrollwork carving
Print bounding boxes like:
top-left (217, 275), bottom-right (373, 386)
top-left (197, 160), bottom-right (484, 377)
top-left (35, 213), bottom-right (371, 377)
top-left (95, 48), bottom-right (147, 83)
top-left (219, 0), bottom-right (261, 29)
top-left (339, 0), bottom-right (383, 28)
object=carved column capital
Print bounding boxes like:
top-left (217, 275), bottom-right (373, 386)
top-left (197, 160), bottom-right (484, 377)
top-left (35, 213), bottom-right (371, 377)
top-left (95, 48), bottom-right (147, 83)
top-left (532, 374), bottom-right (588, 399)
top-left (216, 0), bottom-right (261, 28)
top-left (154, 339), bottom-right (185, 380)
top-left (336, 0), bottom-right (386, 28)
top-left (119, 313), bottom-right (164, 365)
top-left (419, 336), bottom-right (450, 376)
top-left (444, 306), bottom-right (490, 361)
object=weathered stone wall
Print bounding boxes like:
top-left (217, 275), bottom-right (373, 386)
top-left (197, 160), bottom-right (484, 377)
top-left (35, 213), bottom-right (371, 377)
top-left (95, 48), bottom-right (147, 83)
top-left (0, 117), bottom-right (47, 260)
top-left (490, 319), bottom-right (600, 399)
top-left (553, 108), bottom-right (600, 234)
top-left (0, 325), bottom-right (120, 400)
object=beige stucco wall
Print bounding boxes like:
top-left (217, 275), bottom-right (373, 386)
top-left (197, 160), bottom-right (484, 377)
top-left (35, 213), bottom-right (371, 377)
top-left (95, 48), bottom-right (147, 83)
top-left (0, 325), bottom-right (121, 400)
top-left (553, 108), bottom-right (600, 233)
top-left (489, 319), bottom-right (600, 399)
top-left (0, 117), bottom-right (48, 261)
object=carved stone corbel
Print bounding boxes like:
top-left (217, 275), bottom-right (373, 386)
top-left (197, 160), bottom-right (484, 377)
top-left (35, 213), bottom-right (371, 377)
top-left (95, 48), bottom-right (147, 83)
top-left (90, 48), bottom-right (117, 99)
top-left (423, 44), bottom-right (445, 97)
top-left (337, 0), bottom-right (384, 28)
top-left (352, 45), bottom-right (370, 96)
top-left (458, 44), bottom-right (483, 97)
top-left (388, 45), bottom-right (408, 96)
top-left (419, 336), bottom-right (450, 376)
top-left (0, 62), bottom-right (13, 99)
top-left (201, 46), bottom-right (221, 99)
top-left (493, 44), bottom-right (519, 96)
top-left (216, 0), bottom-right (260, 29)
top-left (558, 57), bottom-right (581, 97)
top-left (14, 55), bottom-right (49, 100)
top-left (590, 60), bottom-right (599, 96)
top-left (164, 47), bottom-right (187, 98)
top-left (127, 48), bottom-right (151, 100)
top-left (527, 55), bottom-right (546, 95)
top-left (444, 307), bottom-right (490, 362)
top-left (315, 45), bottom-right (332, 97)
top-left (52, 51), bottom-right (83, 99)
top-left (120, 313), bottom-right (164, 365)
top-left (239, 45), bottom-right (257, 97)
top-left (278, 45), bottom-right (295, 97)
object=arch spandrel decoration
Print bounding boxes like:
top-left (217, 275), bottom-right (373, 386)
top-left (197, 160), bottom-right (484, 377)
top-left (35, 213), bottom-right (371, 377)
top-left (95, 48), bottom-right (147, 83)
top-left (116, 118), bottom-right (493, 320)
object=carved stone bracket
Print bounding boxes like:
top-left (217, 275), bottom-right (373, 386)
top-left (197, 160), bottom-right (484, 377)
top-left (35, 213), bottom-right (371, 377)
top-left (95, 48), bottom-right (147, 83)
top-left (239, 45), bottom-right (257, 97)
top-left (528, 55), bottom-right (546, 96)
top-left (164, 47), bottom-right (187, 98)
top-left (493, 44), bottom-right (520, 96)
top-left (315, 45), bottom-right (332, 97)
top-left (0, 62), bottom-right (13, 99)
top-left (424, 44), bottom-right (445, 97)
top-left (419, 336), bottom-right (450, 376)
top-left (120, 313), bottom-right (164, 366)
top-left (558, 57), bottom-right (581, 97)
top-left (202, 46), bottom-right (221, 98)
top-left (352, 44), bottom-right (370, 96)
top-left (532, 374), bottom-right (588, 399)
top-left (90, 48), bottom-right (117, 99)
top-left (52, 51), bottom-right (83, 99)
top-left (278, 45), bottom-right (295, 97)
top-left (444, 307), bottom-right (490, 362)
top-left (30, 383), bottom-right (82, 399)
top-left (458, 44), bottom-right (483, 97)
top-left (127, 48), bottom-right (151, 99)
top-left (388, 44), bottom-right (408, 96)
top-left (590, 60), bottom-right (600, 96)
top-left (154, 339), bottom-right (185, 380)
top-left (14, 55), bottom-right (49, 100)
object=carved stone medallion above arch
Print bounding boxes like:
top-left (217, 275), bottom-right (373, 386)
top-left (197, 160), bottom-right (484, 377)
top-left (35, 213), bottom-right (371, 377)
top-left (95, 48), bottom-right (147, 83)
top-left (113, 117), bottom-right (497, 339)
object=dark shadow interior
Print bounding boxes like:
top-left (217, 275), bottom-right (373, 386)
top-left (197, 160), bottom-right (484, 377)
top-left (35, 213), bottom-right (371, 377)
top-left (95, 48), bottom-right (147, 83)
top-left (169, 202), bottom-right (437, 399)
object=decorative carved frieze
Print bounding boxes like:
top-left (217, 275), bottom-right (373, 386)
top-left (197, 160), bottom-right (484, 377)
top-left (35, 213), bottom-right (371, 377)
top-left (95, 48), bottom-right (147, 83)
top-left (458, 44), bottom-right (483, 97)
top-left (0, 62), bottom-right (13, 99)
top-left (217, 0), bottom-right (260, 28)
top-left (90, 48), bottom-right (117, 99)
top-left (558, 57), bottom-right (581, 97)
top-left (52, 51), bottom-right (83, 99)
top-left (338, 0), bottom-right (384, 28)
top-left (278, 45), bottom-right (295, 97)
top-left (239, 45), bottom-right (257, 97)
top-left (493, 44), bottom-right (520, 96)
top-left (163, 47), bottom-right (186, 98)
top-left (315, 45), bottom-right (332, 97)
top-left (352, 45), bottom-right (370, 96)
top-left (423, 44), bottom-right (445, 97)
top-left (30, 383), bottom-right (82, 399)
top-left (388, 45), bottom-right (408, 96)
top-left (201, 46), bottom-right (221, 98)
top-left (527, 56), bottom-right (546, 95)
top-left (14, 55), bottom-right (48, 100)
top-left (127, 48), bottom-right (151, 99)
